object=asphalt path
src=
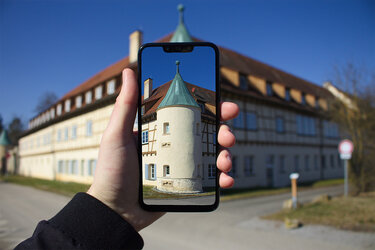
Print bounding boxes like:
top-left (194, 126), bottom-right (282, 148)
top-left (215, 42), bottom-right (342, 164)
top-left (0, 182), bottom-right (374, 250)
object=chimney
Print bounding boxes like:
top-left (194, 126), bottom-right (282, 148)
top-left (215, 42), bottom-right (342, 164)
top-left (144, 78), bottom-right (153, 99)
top-left (129, 30), bottom-right (143, 64)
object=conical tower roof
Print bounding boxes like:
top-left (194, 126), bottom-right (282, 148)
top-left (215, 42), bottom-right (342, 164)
top-left (0, 130), bottom-right (11, 146)
top-left (158, 61), bottom-right (199, 110)
top-left (170, 4), bottom-right (193, 42)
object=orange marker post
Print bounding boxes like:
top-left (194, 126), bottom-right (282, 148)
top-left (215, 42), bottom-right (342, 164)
top-left (289, 173), bottom-right (300, 209)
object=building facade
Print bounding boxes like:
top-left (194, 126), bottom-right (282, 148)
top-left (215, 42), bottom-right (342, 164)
top-left (18, 6), bottom-right (343, 188)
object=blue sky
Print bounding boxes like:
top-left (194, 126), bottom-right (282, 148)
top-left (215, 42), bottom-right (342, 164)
top-left (141, 45), bottom-right (216, 93)
top-left (0, 0), bottom-right (374, 126)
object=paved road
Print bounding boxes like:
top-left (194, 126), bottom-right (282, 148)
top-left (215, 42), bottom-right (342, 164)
top-left (0, 182), bottom-right (374, 250)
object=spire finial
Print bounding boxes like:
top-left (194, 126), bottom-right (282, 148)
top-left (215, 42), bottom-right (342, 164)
top-left (176, 60), bottom-right (180, 73)
top-left (178, 4), bottom-right (184, 24)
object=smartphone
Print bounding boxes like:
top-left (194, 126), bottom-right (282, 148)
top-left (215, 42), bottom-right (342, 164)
top-left (137, 42), bottom-right (220, 212)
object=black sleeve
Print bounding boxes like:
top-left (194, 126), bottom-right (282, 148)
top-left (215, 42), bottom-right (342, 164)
top-left (15, 192), bottom-right (144, 250)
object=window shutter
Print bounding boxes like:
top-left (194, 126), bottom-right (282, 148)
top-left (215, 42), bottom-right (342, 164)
top-left (153, 164), bottom-right (157, 180)
top-left (145, 164), bottom-right (149, 180)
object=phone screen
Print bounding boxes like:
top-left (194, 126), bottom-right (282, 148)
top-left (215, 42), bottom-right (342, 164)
top-left (138, 43), bottom-right (219, 211)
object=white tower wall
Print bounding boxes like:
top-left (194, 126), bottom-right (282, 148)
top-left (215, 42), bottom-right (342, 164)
top-left (156, 105), bottom-right (202, 193)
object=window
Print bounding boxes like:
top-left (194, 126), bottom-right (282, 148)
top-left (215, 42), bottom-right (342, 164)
top-left (294, 155), bottom-right (299, 172)
top-left (330, 154), bottom-right (335, 168)
top-left (246, 112), bottom-right (257, 130)
top-left (57, 104), bottom-right (62, 115)
top-left (314, 155), bottom-right (319, 170)
top-left (88, 160), bottom-right (96, 176)
top-left (266, 82), bottom-right (273, 96)
top-left (244, 156), bottom-right (254, 176)
top-left (239, 74), bottom-right (248, 90)
top-left (285, 88), bottom-right (291, 101)
top-left (279, 155), bottom-right (285, 174)
top-left (72, 125), bottom-right (77, 139)
top-left (275, 117), bottom-right (285, 133)
top-left (213, 133), bottom-right (217, 146)
top-left (142, 131), bottom-right (149, 144)
top-left (58, 160), bottom-right (64, 173)
top-left (315, 98), bottom-right (320, 109)
top-left (229, 156), bottom-right (237, 177)
top-left (337, 154), bottom-right (342, 168)
top-left (163, 165), bottom-right (170, 177)
top-left (323, 121), bottom-right (339, 138)
top-left (64, 127), bottom-right (69, 140)
top-left (163, 122), bottom-right (170, 134)
top-left (141, 106), bottom-right (145, 115)
top-left (266, 155), bottom-right (275, 168)
top-left (233, 111), bottom-right (244, 129)
top-left (85, 91), bottom-right (92, 104)
top-left (95, 86), bottom-right (103, 100)
top-left (65, 99), bottom-right (71, 112)
top-left (145, 164), bottom-right (156, 180)
top-left (196, 123), bottom-right (200, 135)
top-left (71, 160), bottom-right (78, 175)
top-left (86, 120), bottom-right (93, 136)
top-left (301, 94), bottom-right (306, 105)
top-left (296, 115), bottom-right (316, 136)
top-left (208, 164), bottom-right (216, 179)
top-left (107, 79), bottom-right (116, 95)
top-left (57, 129), bottom-right (62, 142)
top-left (305, 155), bottom-right (310, 171)
top-left (76, 96), bottom-right (82, 108)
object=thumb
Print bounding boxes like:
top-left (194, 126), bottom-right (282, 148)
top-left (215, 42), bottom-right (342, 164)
top-left (104, 68), bottom-right (138, 142)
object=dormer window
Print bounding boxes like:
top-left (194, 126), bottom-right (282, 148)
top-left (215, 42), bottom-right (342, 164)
top-left (301, 93), bottom-right (307, 105)
top-left (239, 74), bottom-right (248, 90)
top-left (85, 91), bottom-right (92, 104)
top-left (57, 104), bottom-right (62, 116)
top-left (107, 79), bottom-right (116, 95)
top-left (95, 86), bottom-right (103, 100)
top-left (76, 96), bottom-right (82, 108)
top-left (65, 99), bottom-right (71, 112)
top-left (315, 98), bottom-right (319, 109)
top-left (141, 105), bottom-right (145, 115)
top-left (266, 81), bottom-right (273, 96)
top-left (285, 88), bottom-right (291, 101)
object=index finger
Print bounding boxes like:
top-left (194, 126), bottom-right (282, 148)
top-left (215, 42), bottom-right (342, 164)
top-left (220, 102), bottom-right (239, 121)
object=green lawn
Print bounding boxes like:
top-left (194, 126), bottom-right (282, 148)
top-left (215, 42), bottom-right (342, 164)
top-left (220, 178), bottom-right (344, 201)
top-left (0, 175), bottom-right (90, 197)
top-left (1, 175), bottom-right (344, 201)
top-left (264, 192), bottom-right (375, 232)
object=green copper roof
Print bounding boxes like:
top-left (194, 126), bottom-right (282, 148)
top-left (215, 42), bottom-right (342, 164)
top-left (170, 4), bottom-right (193, 42)
top-left (158, 61), bottom-right (199, 110)
top-left (0, 130), bottom-right (11, 146)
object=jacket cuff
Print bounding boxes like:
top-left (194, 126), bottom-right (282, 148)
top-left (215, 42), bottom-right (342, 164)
top-left (49, 192), bottom-right (144, 249)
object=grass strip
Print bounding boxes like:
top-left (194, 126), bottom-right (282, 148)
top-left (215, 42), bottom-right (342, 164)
top-left (263, 192), bottom-right (375, 232)
top-left (0, 175), bottom-right (90, 197)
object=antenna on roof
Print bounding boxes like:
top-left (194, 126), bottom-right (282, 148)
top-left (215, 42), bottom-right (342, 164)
top-left (176, 60), bottom-right (180, 73)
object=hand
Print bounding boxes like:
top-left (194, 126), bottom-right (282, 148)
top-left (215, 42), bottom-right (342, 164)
top-left (87, 68), bottom-right (239, 231)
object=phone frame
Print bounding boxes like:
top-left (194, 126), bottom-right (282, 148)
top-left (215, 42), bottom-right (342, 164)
top-left (137, 42), bottom-right (220, 212)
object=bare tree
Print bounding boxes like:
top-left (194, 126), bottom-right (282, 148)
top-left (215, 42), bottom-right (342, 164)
top-left (34, 92), bottom-right (58, 114)
top-left (7, 116), bottom-right (25, 146)
top-left (328, 63), bottom-right (375, 193)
